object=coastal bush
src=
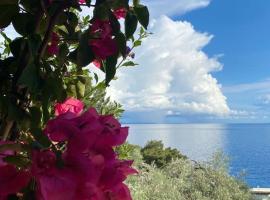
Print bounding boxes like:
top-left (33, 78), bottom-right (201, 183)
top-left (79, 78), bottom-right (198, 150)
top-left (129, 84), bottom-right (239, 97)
top-left (141, 140), bottom-right (187, 168)
top-left (126, 145), bottom-right (252, 200)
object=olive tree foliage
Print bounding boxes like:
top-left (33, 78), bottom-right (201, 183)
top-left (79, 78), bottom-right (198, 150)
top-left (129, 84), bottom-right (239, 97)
top-left (119, 141), bottom-right (252, 200)
top-left (128, 153), bottom-right (252, 200)
top-left (141, 140), bottom-right (187, 168)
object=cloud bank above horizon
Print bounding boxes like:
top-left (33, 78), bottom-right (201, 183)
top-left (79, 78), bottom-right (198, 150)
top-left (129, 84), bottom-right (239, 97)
top-left (106, 16), bottom-right (230, 117)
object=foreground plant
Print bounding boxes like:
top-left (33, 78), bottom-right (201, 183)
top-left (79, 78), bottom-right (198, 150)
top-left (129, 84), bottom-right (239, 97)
top-left (1, 98), bottom-right (137, 199)
top-left (0, 0), bottom-right (149, 199)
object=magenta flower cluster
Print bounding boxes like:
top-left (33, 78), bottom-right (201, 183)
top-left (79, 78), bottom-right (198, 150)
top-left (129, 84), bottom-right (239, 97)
top-left (0, 98), bottom-right (136, 200)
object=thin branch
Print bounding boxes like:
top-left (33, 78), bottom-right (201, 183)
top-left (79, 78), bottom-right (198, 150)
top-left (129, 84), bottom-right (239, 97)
top-left (2, 120), bottom-right (14, 141)
top-left (38, 4), bottom-right (66, 60)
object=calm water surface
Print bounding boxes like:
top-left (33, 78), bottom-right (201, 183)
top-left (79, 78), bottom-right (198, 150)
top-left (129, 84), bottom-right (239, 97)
top-left (127, 124), bottom-right (270, 187)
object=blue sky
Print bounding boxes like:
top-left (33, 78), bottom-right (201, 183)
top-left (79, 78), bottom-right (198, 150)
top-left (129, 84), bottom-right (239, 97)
top-left (109, 0), bottom-right (270, 124)
top-left (181, 0), bottom-right (270, 85)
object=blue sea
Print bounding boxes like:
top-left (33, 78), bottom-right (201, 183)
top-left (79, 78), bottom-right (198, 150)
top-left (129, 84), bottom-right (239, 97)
top-left (127, 124), bottom-right (270, 187)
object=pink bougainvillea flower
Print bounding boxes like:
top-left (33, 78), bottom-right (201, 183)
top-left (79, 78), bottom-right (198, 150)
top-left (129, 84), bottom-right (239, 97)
top-left (0, 141), bottom-right (30, 198)
top-left (31, 150), bottom-right (80, 200)
top-left (95, 115), bottom-right (129, 147)
top-left (0, 141), bottom-right (14, 166)
top-left (44, 116), bottom-right (80, 142)
top-left (89, 37), bottom-right (118, 60)
top-left (55, 97), bottom-right (84, 117)
top-left (98, 160), bottom-right (137, 200)
top-left (91, 19), bottom-right (112, 39)
top-left (42, 99), bottom-right (135, 199)
top-left (92, 59), bottom-right (102, 68)
top-left (78, 0), bottom-right (86, 3)
top-left (47, 32), bottom-right (60, 55)
top-left (0, 165), bottom-right (30, 197)
top-left (105, 183), bottom-right (132, 200)
top-left (113, 8), bottom-right (127, 19)
top-left (89, 19), bottom-right (118, 60)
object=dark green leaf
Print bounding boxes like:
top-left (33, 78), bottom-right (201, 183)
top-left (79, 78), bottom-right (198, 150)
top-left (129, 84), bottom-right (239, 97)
top-left (86, 0), bottom-right (92, 7)
top-left (12, 13), bottom-right (36, 36)
top-left (0, 5), bottom-right (19, 28)
top-left (105, 55), bottom-right (118, 86)
top-left (28, 34), bottom-right (42, 56)
top-left (56, 151), bottom-right (65, 169)
top-left (66, 12), bottom-right (78, 34)
top-left (109, 12), bottom-right (120, 34)
top-left (115, 32), bottom-right (127, 57)
top-left (18, 62), bottom-right (40, 92)
top-left (134, 5), bottom-right (149, 29)
top-left (94, 73), bottom-right (99, 83)
top-left (94, 4), bottom-right (109, 20)
top-left (31, 128), bottom-right (51, 148)
top-left (7, 101), bottom-right (25, 121)
top-left (29, 106), bottom-right (42, 129)
top-left (58, 43), bottom-right (69, 65)
top-left (3, 155), bottom-right (30, 168)
top-left (125, 12), bottom-right (138, 39)
top-left (9, 38), bottom-right (25, 58)
top-left (68, 30), bottom-right (95, 67)
top-left (20, 0), bottom-right (40, 12)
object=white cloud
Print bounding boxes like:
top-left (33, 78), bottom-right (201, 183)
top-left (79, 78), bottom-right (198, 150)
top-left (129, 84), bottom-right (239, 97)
top-left (142, 0), bottom-right (211, 17)
top-left (104, 16), bottom-right (230, 116)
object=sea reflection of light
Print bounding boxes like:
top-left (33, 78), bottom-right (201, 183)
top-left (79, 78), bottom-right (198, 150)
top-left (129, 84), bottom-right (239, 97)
top-left (127, 124), bottom-right (228, 161)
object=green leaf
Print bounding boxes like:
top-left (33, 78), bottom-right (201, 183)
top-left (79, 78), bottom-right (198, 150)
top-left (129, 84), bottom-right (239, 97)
top-left (66, 12), bottom-right (78, 34)
top-left (58, 43), bottom-right (69, 65)
top-left (105, 55), bottom-right (118, 86)
top-left (122, 61), bottom-right (138, 67)
top-left (94, 4), bottom-right (109, 20)
top-left (7, 101), bottom-right (25, 121)
top-left (125, 12), bottom-right (138, 39)
top-left (18, 62), bottom-right (40, 92)
top-left (133, 0), bottom-right (140, 7)
top-left (69, 30), bottom-right (95, 67)
top-left (109, 12), bottom-right (120, 34)
top-left (134, 40), bottom-right (142, 47)
top-left (76, 80), bottom-right (85, 98)
top-left (3, 155), bottom-right (30, 168)
top-left (28, 34), bottom-right (42, 56)
top-left (0, 5), bottom-right (19, 28)
top-left (12, 13), bottom-right (36, 36)
top-left (29, 106), bottom-right (42, 129)
top-left (20, 0), bottom-right (40, 12)
top-left (9, 37), bottom-right (25, 58)
top-left (86, 0), bottom-right (92, 6)
top-left (94, 73), bottom-right (99, 83)
top-left (134, 5), bottom-right (149, 29)
top-left (115, 32), bottom-right (127, 57)
top-left (31, 128), bottom-right (51, 148)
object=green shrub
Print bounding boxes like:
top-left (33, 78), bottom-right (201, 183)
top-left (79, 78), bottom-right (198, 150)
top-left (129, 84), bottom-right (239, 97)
top-left (141, 140), bottom-right (187, 168)
top-left (127, 147), bottom-right (252, 200)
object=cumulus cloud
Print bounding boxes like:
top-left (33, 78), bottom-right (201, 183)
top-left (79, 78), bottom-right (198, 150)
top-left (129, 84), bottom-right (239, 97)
top-left (142, 0), bottom-right (211, 17)
top-left (104, 16), bottom-right (230, 116)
